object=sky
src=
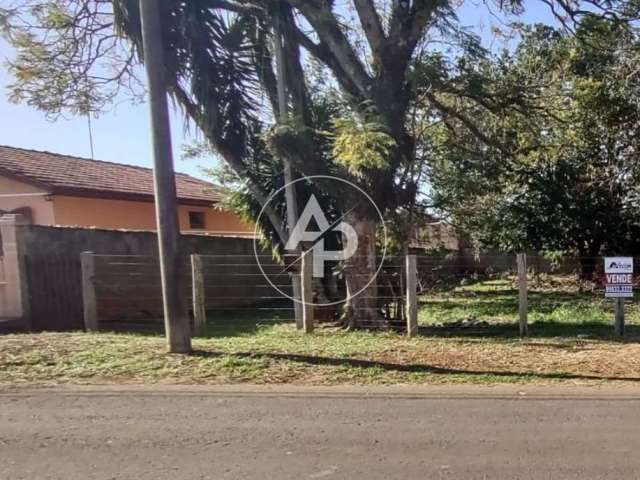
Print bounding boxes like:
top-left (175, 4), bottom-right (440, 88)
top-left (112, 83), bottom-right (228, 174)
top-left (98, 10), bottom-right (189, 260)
top-left (0, 37), bottom-right (208, 178)
top-left (0, 1), bottom-right (556, 180)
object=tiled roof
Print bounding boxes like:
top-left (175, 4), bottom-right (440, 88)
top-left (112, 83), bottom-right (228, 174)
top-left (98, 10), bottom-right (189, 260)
top-left (0, 145), bottom-right (223, 205)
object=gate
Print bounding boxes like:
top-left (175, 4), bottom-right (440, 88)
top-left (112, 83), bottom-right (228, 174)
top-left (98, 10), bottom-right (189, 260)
top-left (25, 255), bottom-right (83, 331)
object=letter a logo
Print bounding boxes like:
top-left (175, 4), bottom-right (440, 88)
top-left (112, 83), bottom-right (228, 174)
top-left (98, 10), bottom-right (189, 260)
top-left (285, 195), bottom-right (358, 277)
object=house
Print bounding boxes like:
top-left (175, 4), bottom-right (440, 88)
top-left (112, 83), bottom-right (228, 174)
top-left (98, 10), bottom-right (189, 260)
top-left (410, 214), bottom-right (467, 251)
top-left (0, 145), bottom-right (253, 236)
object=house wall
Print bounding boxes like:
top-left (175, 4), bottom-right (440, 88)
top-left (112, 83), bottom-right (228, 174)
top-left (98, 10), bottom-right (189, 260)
top-left (52, 195), bottom-right (252, 235)
top-left (0, 176), bottom-right (55, 225)
top-left (176, 204), bottom-right (251, 236)
top-left (52, 196), bottom-right (252, 235)
top-left (0, 175), bottom-right (253, 235)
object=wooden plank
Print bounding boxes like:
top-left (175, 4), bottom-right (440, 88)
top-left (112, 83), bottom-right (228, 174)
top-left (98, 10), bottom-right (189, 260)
top-left (517, 253), bottom-right (528, 337)
top-left (81, 252), bottom-right (98, 332)
top-left (406, 255), bottom-right (418, 337)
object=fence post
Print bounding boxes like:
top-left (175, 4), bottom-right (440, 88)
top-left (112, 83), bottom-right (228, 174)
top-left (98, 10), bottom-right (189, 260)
top-left (615, 298), bottom-right (625, 337)
top-left (517, 253), bottom-right (528, 337)
top-left (406, 254), bottom-right (418, 337)
top-left (301, 250), bottom-right (314, 334)
top-left (191, 254), bottom-right (206, 336)
top-left (0, 215), bottom-right (31, 328)
top-left (81, 251), bottom-right (98, 332)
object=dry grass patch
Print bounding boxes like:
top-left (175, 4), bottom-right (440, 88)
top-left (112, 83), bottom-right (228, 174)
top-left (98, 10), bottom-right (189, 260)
top-left (1, 326), bottom-right (640, 387)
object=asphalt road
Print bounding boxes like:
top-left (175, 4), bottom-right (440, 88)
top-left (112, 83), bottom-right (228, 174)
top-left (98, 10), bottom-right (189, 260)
top-left (1, 385), bottom-right (640, 479)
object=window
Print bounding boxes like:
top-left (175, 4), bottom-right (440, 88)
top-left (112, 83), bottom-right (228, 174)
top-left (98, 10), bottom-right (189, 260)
top-left (189, 211), bottom-right (206, 230)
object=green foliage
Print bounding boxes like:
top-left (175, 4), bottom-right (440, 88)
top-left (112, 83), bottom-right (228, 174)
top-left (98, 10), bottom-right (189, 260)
top-left (330, 115), bottom-right (396, 177)
top-left (543, 251), bottom-right (569, 272)
top-left (1, 0), bottom-right (142, 115)
top-left (429, 18), bottom-right (640, 261)
top-left (4, 0), bottom-right (640, 264)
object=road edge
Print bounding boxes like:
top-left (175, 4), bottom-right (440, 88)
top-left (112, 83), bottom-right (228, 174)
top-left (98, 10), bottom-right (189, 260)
top-left (3, 383), bottom-right (640, 399)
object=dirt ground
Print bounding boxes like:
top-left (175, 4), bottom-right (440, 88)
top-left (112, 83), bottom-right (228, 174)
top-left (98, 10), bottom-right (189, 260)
top-left (2, 330), bottom-right (640, 386)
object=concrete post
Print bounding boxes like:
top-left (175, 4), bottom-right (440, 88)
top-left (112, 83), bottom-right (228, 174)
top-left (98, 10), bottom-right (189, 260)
top-left (81, 252), bottom-right (98, 332)
top-left (406, 255), bottom-right (418, 337)
top-left (0, 215), bottom-right (30, 328)
top-left (517, 253), bottom-right (528, 337)
top-left (301, 250), bottom-right (314, 334)
top-left (191, 254), bottom-right (206, 336)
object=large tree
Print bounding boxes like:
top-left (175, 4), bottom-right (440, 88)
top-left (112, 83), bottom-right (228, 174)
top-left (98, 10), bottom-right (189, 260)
top-left (2, 0), bottom-right (637, 324)
top-left (429, 17), bottom-right (640, 278)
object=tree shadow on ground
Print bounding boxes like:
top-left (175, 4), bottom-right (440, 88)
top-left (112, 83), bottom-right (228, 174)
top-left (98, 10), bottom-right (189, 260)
top-left (190, 349), bottom-right (640, 383)
top-left (416, 322), bottom-right (640, 342)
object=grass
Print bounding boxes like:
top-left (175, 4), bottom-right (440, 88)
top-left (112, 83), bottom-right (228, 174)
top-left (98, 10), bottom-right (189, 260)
top-left (420, 276), bottom-right (640, 330)
top-left (2, 275), bottom-right (640, 387)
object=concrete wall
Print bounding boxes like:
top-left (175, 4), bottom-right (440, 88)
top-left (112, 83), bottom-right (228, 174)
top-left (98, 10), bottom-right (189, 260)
top-left (8, 223), bottom-right (287, 331)
top-left (18, 224), bottom-right (260, 258)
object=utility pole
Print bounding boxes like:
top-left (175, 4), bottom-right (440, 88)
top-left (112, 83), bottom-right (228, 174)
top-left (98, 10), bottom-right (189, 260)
top-left (273, 14), bottom-right (303, 328)
top-left (139, 0), bottom-right (191, 353)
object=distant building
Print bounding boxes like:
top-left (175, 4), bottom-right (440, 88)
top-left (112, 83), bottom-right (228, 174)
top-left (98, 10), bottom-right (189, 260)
top-left (409, 214), bottom-right (467, 251)
top-left (0, 145), bottom-right (253, 237)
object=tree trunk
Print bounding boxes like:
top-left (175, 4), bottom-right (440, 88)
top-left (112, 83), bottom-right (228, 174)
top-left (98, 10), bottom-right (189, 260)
top-left (343, 213), bottom-right (385, 329)
top-left (578, 242), bottom-right (602, 281)
top-left (579, 256), bottom-right (597, 281)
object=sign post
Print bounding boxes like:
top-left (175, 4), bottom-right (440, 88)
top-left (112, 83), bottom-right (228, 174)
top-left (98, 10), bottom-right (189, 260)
top-left (604, 257), bottom-right (634, 337)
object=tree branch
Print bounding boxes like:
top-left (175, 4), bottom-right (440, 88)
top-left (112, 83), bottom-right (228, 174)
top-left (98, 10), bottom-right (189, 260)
top-left (352, 0), bottom-right (387, 63)
top-left (290, 25), bottom-right (363, 99)
top-left (251, 20), bottom-right (280, 118)
top-left (426, 92), bottom-right (511, 156)
top-left (210, 0), bottom-right (264, 16)
top-left (406, 0), bottom-right (445, 49)
top-left (280, 5), bottom-right (311, 123)
top-left (383, 0), bottom-right (446, 85)
top-left (284, 0), bottom-right (373, 96)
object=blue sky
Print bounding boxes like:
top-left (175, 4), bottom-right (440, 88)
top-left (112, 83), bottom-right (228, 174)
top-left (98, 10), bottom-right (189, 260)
top-left (0, 1), bottom-right (555, 180)
top-left (0, 37), bottom-right (207, 178)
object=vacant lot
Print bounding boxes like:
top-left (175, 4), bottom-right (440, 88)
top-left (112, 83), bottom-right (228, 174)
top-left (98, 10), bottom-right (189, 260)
top-left (420, 275), bottom-right (640, 328)
top-left (1, 276), bottom-right (639, 387)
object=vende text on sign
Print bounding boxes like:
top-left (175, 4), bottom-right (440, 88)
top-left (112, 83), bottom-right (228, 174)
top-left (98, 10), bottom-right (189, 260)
top-left (604, 257), bottom-right (634, 298)
top-left (606, 274), bottom-right (633, 284)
